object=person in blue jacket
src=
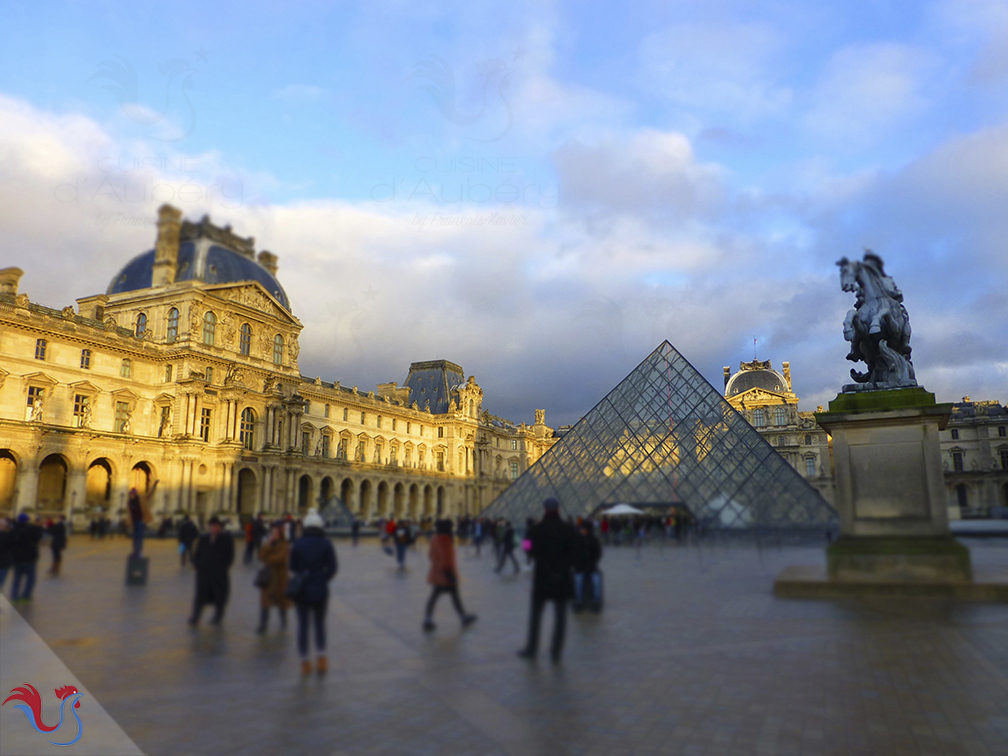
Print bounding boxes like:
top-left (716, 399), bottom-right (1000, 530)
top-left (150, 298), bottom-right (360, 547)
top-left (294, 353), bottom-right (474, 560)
top-left (289, 508), bottom-right (338, 676)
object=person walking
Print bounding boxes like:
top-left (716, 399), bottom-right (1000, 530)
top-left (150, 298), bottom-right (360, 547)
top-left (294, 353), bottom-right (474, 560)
top-left (495, 520), bottom-right (520, 574)
top-left (126, 481), bottom-right (158, 557)
top-left (573, 521), bottom-right (603, 612)
top-left (394, 519), bottom-right (412, 569)
top-left (517, 498), bottom-right (576, 663)
top-left (48, 516), bottom-right (67, 576)
top-left (256, 523), bottom-right (291, 633)
top-left (289, 508), bottom-right (337, 676)
top-left (351, 517), bottom-right (361, 547)
top-left (10, 514), bottom-right (44, 603)
top-left (188, 516), bottom-right (235, 626)
top-left (252, 514), bottom-right (267, 558)
top-left (178, 515), bottom-right (199, 567)
top-left (472, 518), bottom-right (484, 558)
top-left (423, 519), bottom-right (477, 631)
top-left (0, 517), bottom-right (12, 595)
top-left (242, 518), bottom-right (255, 564)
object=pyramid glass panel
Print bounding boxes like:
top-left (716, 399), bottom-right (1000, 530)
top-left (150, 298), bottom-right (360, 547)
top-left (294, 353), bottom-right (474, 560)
top-left (483, 341), bottom-right (838, 531)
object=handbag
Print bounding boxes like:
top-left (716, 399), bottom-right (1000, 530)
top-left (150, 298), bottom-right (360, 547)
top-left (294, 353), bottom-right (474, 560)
top-left (253, 566), bottom-right (273, 589)
top-left (285, 571), bottom-right (306, 599)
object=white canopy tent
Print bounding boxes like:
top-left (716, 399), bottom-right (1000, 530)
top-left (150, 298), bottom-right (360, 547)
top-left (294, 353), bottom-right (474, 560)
top-left (600, 503), bottom-right (646, 516)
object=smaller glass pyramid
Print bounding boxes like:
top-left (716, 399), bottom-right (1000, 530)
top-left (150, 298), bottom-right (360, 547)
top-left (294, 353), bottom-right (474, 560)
top-left (483, 341), bottom-right (837, 531)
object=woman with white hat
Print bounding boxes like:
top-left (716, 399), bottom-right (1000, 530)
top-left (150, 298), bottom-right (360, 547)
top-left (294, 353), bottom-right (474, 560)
top-left (289, 508), bottom-right (338, 675)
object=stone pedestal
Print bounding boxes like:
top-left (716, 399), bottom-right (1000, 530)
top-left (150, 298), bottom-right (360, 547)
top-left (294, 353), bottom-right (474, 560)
top-left (773, 387), bottom-right (1005, 600)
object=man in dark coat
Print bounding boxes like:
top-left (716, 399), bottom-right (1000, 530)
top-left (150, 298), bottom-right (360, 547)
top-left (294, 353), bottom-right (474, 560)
top-left (10, 514), bottom-right (44, 602)
top-left (188, 516), bottom-right (234, 626)
top-left (518, 498), bottom-right (577, 663)
top-left (0, 516), bottom-right (13, 594)
top-left (177, 515), bottom-right (199, 568)
top-left (494, 520), bottom-right (520, 574)
top-left (48, 516), bottom-right (67, 576)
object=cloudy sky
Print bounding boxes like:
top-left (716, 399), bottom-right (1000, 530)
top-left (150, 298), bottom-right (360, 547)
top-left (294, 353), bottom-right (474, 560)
top-left (1, 0), bottom-right (1006, 425)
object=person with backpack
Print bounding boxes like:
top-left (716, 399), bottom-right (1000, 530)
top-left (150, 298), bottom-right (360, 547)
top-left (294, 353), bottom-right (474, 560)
top-left (289, 508), bottom-right (337, 675)
top-left (422, 519), bottom-right (477, 632)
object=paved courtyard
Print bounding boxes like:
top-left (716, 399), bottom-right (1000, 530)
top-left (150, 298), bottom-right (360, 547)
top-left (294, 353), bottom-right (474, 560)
top-left (4, 534), bottom-right (1008, 756)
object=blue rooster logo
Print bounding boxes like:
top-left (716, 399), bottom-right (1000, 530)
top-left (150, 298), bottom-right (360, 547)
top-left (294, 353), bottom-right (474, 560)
top-left (3, 683), bottom-right (84, 746)
top-left (86, 55), bottom-right (198, 141)
top-left (405, 56), bottom-right (514, 142)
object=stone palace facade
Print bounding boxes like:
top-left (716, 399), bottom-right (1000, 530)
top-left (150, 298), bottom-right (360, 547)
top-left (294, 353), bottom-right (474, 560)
top-left (0, 205), bottom-right (556, 523)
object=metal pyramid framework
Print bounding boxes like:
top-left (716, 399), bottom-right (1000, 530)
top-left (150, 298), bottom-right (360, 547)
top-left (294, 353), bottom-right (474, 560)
top-left (483, 341), bottom-right (837, 531)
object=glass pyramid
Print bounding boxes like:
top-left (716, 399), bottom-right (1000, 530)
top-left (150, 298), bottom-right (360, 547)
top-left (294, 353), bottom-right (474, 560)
top-left (483, 341), bottom-right (837, 532)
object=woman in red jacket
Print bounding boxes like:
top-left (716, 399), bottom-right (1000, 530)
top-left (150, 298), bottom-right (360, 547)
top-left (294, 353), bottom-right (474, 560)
top-left (423, 519), bottom-right (477, 632)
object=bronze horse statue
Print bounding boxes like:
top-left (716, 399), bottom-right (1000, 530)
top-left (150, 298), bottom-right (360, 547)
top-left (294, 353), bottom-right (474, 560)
top-left (838, 251), bottom-right (916, 388)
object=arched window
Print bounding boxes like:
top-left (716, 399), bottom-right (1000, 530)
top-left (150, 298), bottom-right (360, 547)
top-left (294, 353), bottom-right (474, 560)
top-left (203, 311), bottom-right (216, 346)
top-left (774, 407), bottom-right (788, 426)
top-left (166, 307), bottom-right (179, 343)
top-left (273, 334), bottom-right (284, 365)
top-left (240, 408), bottom-right (255, 451)
top-left (239, 323), bottom-right (252, 356)
top-left (135, 312), bottom-right (147, 337)
top-left (753, 409), bottom-right (766, 428)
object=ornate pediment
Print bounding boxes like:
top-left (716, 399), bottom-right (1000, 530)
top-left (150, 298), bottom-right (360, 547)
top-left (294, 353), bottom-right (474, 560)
top-left (69, 380), bottom-right (102, 394)
top-left (221, 284), bottom-right (295, 322)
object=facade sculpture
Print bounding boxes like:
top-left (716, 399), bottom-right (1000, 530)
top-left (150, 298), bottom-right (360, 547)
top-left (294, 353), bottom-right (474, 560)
top-left (838, 251), bottom-right (916, 390)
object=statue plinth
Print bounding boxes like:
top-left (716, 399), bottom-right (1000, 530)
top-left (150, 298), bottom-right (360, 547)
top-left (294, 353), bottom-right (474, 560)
top-left (813, 388), bottom-right (971, 582)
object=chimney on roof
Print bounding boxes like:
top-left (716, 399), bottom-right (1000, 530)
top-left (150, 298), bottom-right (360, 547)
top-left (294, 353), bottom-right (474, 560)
top-left (723, 366), bottom-right (731, 388)
top-left (0, 267), bottom-right (24, 297)
top-left (257, 251), bottom-right (278, 277)
top-left (152, 204), bottom-right (183, 286)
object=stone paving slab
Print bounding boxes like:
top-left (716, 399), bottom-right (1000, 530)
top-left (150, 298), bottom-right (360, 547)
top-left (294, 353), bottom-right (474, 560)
top-left (4, 535), bottom-right (1008, 755)
top-left (0, 595), bottom-right (143, 756)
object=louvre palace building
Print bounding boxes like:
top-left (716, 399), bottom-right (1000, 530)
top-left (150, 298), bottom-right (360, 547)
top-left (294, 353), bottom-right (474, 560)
top-left (0, 204), bottom-right (557, 524)
top-left (1, 204), bottom-right (1005, 525)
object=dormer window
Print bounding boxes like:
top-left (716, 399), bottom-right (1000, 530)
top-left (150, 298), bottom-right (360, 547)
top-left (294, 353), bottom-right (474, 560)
top-left (203, 311), bottom-right (216, 346)
top-left (135, 312), bottom-right (147, 337)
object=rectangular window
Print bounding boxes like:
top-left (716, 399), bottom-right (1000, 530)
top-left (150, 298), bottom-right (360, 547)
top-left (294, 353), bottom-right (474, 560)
top-left (159, 406), bottom-right (171, 438)
top-left (34, 339), bottom-right (46, 360)
top-left (115, 401), bottom-right (131, 433)
top-left (73, 394), bottom-right (90, 427)
top-left (357, 442), bottom-right (366, 462)
top-left (407, 421), bottom-right (411, 434)
top-left (377, 415), bottom-right (382, 429)
top-left (302, 431), bottom-right (311, 456)
top-left (199, 408), bottom-right (212, 442)
top-left (321, 435), bottom-right (330, 458)
top-left (1001, 450), bottom-right (1008, 470)
top-left (953, 452), bottom-right (964, 472)
top-left (343, 408), bottom-right (348, 421)
top-left (165, 364), bottom-right (173, 382)
top-left (324, 404), bottom-right (330, 418)
top-left (951, 429), bottom-right (959, 440)
top-left (374, 444), bottom-right (382, 464)
top-left (361, 411), bottom-right (366, 424)
top-left (510, 461), bottom-right (519, 479)
top-left (392, 418), bottom-right (396, 431)
top-left (305, 400), bottom-right (311, 414)
top-left (510, 439), bottom-right (518, 450)
top-left (1000, 426), bottom-right (1006, 438)
top-left (420, 425), bottom-right (424, 436)
top-left (80, 349), bottom-right (91, 369)
top-left (205, 367), bottom-right (213, 383)
top-left (805, 457), bottom-right (816, 477)
top-left (437, 451), bottom-right (445, 471)
top-left (438, 427), bottom-right (444, 438)
top-left (804, 434), bottom-right (812, 446)
top-left (120, 358), bottom-right (132, 378)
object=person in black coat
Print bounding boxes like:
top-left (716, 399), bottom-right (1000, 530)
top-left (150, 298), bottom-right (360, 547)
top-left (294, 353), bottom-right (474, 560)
top-left (177, 515), bottom-right (199, 568)
top-left (48, 516), bottom-right (67, 576)
top-left (572, 521), bottom-right (602, 612)
top-left (517, 498), bottom-right (577, 663)
top-left (0, 516), bottom-right (13, 594)
top-left (10, 514), bottom-right (44, 602)
top-left (494, 520), bottom-right (519, 574)
top-left (188, 516), bottom-right (234, 626)
top-left (289, 509), bottom-right (337, 675)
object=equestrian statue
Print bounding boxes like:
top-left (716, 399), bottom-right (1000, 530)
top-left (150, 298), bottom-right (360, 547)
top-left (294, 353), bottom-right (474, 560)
top-left (837, 251), bottom-right (917, 390)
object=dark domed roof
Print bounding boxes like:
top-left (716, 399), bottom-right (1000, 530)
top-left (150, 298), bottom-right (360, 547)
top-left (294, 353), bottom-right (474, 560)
top-left (107, 242), bottom-right (290, 311)
top-left (725, 368), bottom-right (787, 397)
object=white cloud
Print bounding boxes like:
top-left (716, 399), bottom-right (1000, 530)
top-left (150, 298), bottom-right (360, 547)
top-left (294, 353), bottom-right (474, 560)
top-left (638, 22), bottom-right (792, 121)
top-left (803, 42), bottom-right (936, 148)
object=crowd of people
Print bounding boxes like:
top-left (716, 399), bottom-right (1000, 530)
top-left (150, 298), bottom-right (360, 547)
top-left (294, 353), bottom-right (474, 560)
top-left (3, 496), bottom-right (702, 670)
